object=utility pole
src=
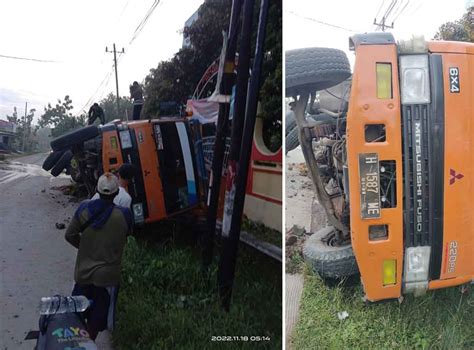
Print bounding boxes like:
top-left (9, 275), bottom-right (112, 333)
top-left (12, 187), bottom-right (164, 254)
top-left (203, 0), bottom-right (243, 271)
top-left (218, 0), bottom-right (269, 311)
top-left (22, 102), bottom-right (27, 152)
top-left (106, 44), bottom-right (125, 118)
top-left (373, 16), bottom-right (394, 31)
top-left (374, 0), bottom-right (397, 31)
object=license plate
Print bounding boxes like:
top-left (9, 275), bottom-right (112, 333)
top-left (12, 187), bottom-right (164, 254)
top-left (359, 153), bottom-right (381, 219)
top-left (119, 130), bottom-right (133, 149)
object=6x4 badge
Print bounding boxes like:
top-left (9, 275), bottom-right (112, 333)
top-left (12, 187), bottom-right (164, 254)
top-left (449, 67), bottom-right (460, 93)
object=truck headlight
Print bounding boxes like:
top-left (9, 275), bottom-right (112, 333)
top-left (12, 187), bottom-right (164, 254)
top-left (400, 55), bottom-right (430, 105)
top-left (404, 246), bottom-right (431, 283)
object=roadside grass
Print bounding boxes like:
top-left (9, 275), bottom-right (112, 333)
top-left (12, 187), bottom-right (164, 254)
top-left (292, 266), bottom-right (474, 349)
top-left (113, 223), bottom-right (282, 349)
top-left (286, 249), bottom-right (303, 274)
top-left (242, 216), bottom-right (282, 247)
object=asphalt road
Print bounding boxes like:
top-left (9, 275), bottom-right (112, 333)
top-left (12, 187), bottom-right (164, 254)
top-left (0, 153), bottom-right (112, 349)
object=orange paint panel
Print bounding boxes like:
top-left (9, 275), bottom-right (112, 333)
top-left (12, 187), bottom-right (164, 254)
top-left (129, 124), bottom-right (166, 222)
top-left (102, 130), bottom-right (124, 173)
top-left (439, 52), bottom-right (474, 281)
top-left (428, 41), bottom-right (474, 55)
top-left (429, 275), bottom-right (472, 290)
top-left (347, 44), bottom-right (404, 301)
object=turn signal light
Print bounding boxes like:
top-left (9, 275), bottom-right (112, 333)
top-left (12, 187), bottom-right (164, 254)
top-left (383, 259), bottom-right (397, 286)
top-left (376, 63), bottom-right (392, 99)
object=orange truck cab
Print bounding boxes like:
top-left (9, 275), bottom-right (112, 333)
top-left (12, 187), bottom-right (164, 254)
top-left (43, 118), bottom-right (201, 225)
top-left (347, 33), bottom-right (474, 301)
top-left (100, 119), bottom-right (200, 224)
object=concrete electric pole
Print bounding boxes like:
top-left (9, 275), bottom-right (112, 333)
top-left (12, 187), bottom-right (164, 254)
top-left (22, 102), bottom-right (27, 152)
top-left (106, 44), bottom-right (125, 117)
top-left (374, 0), bottom-right (397, 31)
top-left (373, 16), bottom-right (394, 31)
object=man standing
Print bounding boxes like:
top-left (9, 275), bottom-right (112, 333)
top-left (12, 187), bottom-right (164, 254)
top-left (65, 173), bottom-right (132, 340)
top-left (88, 103), bottom-right (106, 125)
top-left (130, 81), bottom-right (144, 120)
top-left (91, 163), bottom-right (135, 209)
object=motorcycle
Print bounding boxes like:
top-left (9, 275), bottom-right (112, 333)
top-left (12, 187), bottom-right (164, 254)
top-left (25, 295), bottom-right (97, 350)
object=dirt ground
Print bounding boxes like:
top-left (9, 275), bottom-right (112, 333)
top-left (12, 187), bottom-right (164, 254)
top-left (285, 147), bottom-right (327, 272)
top-left (0, 153), bottom-right (112, 349)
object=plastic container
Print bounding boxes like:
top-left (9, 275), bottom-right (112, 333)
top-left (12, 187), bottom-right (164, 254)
top-left (39, 295), bottom-right (89, 315)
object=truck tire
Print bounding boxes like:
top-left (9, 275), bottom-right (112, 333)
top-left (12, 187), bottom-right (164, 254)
top-left (286, 111), bottom-right (297, 134)
top-left (42, 150), bottom-right (65, 171)
top-left (303, 226), bottom-right (359, 279)
top-left (50, 150), bottom-right (74, 177)
top-left (286, 47), bottom-right (351, 96)
top-left (50, 126), bottom-right (99, 151)
top-left (286, 126), bottom-right (299, 154)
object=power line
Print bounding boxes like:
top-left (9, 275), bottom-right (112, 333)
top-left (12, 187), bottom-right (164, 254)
top-left (286, 10), bottom-right (359, 32)
top-left (392, 0), bottom-right (411, 22)
top-left (390, 0), bottom-right (405, 20)
top-left (79, 70), bottom-right (114, 114)
top-left (375, 0), bottom-right (386, 19)
top-left (382, 0), bottom-right (397, 19)
top-left (80, 0), bottom-right (162, 114)
top-left (403, 0), bottom-right (424, 19)
top-left (0, 54), bottom-right (59, 63)
top-left (129, 0), bottom-right (162, 45)
top-left (117, 0), bottom-right (131, 24)
top-left (374, 0), bottom-right (397, 31)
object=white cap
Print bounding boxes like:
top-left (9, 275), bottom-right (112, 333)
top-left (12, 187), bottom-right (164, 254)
top-left (97, 172), bottom-right (119, 195)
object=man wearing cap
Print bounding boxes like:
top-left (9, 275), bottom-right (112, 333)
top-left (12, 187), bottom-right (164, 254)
top-left (91, 163), bottom-right (135, 209)
top-left (65, 172), bottom-right (132, 340)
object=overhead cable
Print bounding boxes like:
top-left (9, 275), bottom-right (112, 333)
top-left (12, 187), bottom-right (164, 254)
top-left (0, 54), bottom-right (59, 63)
top-left (286, 10), bottom-right (359, 32)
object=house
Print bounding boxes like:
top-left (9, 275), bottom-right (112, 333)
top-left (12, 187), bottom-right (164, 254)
top-left (0, 119), bottom-right (17, 152)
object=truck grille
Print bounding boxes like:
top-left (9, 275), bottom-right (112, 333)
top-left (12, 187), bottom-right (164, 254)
top-left (401, 104), bottom-right (431, 246)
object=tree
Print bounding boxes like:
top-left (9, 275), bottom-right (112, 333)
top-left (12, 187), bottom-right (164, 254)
top-left (434, 6), bottom-right (473, 42)
top-left (98, 93), bottom-right (133, 123)
top-left (143, 0), bottom-right (232, 117)
top-left (143, 0), bottom-right (282, 151)
top-left (6, 106), bottom-right (37, 151)
top-left (6, 106), bottom-right (18, 124)
top-left (39, 95), bottom-right (86, 138)
top-left (256, 0), bottom-right (282, 151)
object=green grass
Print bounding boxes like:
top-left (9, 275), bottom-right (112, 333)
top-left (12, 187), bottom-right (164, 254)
top-left (241, 216), bottom-right (282, 247)
top-left (292, 267), bottom-right (474, 349)
top-left (113, 225), bottom-right (282, 350)
top-left (286, 249), bottom-right (303, 274)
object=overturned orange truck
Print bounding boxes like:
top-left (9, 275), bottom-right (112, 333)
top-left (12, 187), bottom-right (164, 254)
top-left (287, 33), bottom-right (473, 301)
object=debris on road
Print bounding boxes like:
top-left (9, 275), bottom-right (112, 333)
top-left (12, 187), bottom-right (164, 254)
top-left (55, 223), bottom-right (66, 230)
top-left (286, 235), bottom-right (297, 246)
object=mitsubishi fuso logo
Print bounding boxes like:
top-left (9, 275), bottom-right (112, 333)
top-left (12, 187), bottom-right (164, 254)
top-left (449, 168), bottom-right (464, 185)
top-left (414, 121), bottom-right (423, 234)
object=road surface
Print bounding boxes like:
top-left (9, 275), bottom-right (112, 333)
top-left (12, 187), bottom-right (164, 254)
top-left (0, 153), bottom-right (112, 349)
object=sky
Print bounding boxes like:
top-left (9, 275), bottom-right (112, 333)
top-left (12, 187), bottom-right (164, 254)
top-left (0, 0), bottom-right (470, 124)
top-left (285, 0), bottom-right (470, 66)
top-left (0, 0), bottom-right (203, 121)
